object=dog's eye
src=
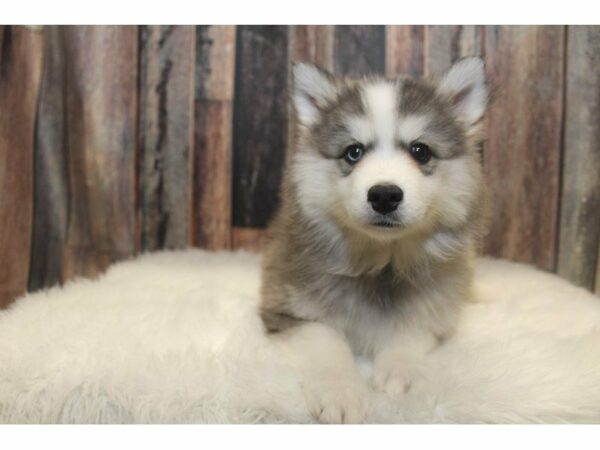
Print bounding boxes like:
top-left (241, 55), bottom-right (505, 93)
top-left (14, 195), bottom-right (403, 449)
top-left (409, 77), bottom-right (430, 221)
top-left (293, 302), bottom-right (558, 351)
top-left (410, 142), bottom-right (432, 164)
top-left (343, 143), bottom-right (365, 165)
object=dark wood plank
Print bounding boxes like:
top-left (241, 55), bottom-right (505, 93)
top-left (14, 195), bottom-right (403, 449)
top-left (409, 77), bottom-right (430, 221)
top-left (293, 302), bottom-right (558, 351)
top-left (232, 26), bottom-right (289, 229)
top-left (557, 26), bottom-right (600, 291)
top-left (28, 26), bottom-right (69, 292)
top-left (425, 25), bottom-right (482, 76)
top-left (386, 25), bottom-right (424, 77)
top-left (335, 25), bottom-right (386, 77)
top-left (138, 25), bottom-right (195, 251)
top-left (194, 25), bottom-right (236, 250)
top-left (0, 26), bottom-right (43, 306)
top-left (62, 26), bottom-right (138, 280)
top-left (483, 26), bottom-right (565, 271)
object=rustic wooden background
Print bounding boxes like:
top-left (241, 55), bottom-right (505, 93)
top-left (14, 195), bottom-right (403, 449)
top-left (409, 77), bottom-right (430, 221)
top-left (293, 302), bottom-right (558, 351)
top-left (1, 25), bottom-right (599, 307)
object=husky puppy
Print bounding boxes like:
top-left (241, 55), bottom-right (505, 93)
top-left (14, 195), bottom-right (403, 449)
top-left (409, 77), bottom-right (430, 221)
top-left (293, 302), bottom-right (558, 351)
top-left (261, 58), bottom-right (488, 423)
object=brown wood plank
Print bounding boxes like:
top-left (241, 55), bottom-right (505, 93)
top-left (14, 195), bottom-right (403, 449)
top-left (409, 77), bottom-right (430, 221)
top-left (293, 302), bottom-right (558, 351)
top-left (557, 26), bottom-right (600, 291)
top-left (231, 227), bottom-right (271, 252)
top-left (0, 26), bottom-right (43, 307)
top-left (28, 26), bottom-right (69, 292)
top-left (194, 25), bottom-right (236, 250)
top-left (138, 25), bottom-right (195, 251)
top-left (335, 25), bottom-right (385, 77)
top-left (287, 26), bottom-right (335, 157)
top-left (424, 25), bottom-right (482, 76)
top-left (290, 25), bottom-right (335, 71)
top-left (482, 26), bottom-right (565, 270)
top-left (596, 243), bottom-right (600, 295)
top-left (62, 26), bottom-right (138, 280)
top-left (232, 26), bottom-right (289, 230)
top-left (386, 25), bottom-right (424, 77)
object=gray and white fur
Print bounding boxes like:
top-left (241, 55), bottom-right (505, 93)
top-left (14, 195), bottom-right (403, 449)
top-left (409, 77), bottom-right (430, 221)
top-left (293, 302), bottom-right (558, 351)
top-left (260, 58), bottom-right (489, 423)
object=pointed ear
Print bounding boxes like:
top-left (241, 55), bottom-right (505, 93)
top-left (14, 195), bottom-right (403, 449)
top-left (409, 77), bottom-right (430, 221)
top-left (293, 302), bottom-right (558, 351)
top-left (292, 63), bottom-right (338, 126)
top-left (437, 57), bottom-right (488, 125)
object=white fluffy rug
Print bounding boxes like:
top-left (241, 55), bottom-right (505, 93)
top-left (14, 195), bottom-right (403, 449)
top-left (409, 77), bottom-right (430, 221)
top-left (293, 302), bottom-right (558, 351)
top-left (1, 250), bottom-right (600, 423)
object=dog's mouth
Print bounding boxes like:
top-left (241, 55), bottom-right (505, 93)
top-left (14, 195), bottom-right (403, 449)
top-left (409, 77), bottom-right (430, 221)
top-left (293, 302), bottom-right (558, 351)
top-left (369, 219), bottom-right (402, 229)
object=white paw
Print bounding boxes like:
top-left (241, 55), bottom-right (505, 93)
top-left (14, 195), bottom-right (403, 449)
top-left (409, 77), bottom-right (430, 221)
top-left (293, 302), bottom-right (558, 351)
top-left (304, 377), bottom-right (372, 424)
top-left (372, 357), bottom-right (419, 397)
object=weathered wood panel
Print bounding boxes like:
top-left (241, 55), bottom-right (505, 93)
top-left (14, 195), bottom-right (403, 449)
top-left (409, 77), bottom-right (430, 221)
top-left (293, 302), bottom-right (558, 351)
top-left (557, 26), bottom-right (600, 290)
top-left (232, 227), bottom-right (272, 252)
top-left (232, 26), bottom-right (289, 231)
top-left (287, 26), bottom-right (336, 159)
top-left (0, 26), bottom-right (43, 307)
top-left (335, 25), bottom-right (386, 76)
top-left (483, 26), bottom-right (565, 270)
top-left (386, 25), bottom-right (424, 77)
top-left (425, 25), bottom-right (482, 76)
top-left (194, 25), bottom-right (236, 250)
top-left (62, 26), bottom-right (138, 279)
top-left (139, 25), bottom-right (195, 251)
top-left (28, 26), bottom-right (69, 292)
top-left (596, 244), bottom-right (600, 294)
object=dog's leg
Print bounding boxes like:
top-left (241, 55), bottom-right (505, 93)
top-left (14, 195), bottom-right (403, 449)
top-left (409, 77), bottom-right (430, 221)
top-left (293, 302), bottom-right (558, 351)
top-left (272, 322), bottom-right (372, 424)
top-left (371, 328), bottom-right (437, 397)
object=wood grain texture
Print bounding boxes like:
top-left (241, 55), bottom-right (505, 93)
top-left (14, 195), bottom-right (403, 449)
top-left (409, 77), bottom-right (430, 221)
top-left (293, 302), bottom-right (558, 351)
top-left (483, 26), bottom-right (565, 270)
top-left (232, 26), bottom-right (289, 230)
top-left (232, 227), bottom-right (271, 252)
top-left (596, 243), bottom-right (600, 295)
top-left (0, 26), bottom-right (43, 307)
top-left (287, 26), bottom-right (335, 158)
top-left (194, 25), bottom-right (236, 249)
top-left (139, 26), bottom-right (195, 251)
top-left (425, 25), bottom-right (482, 76)
top-left (62, 26), bottom-right (138, 279)
top-left (28, 26), bottom-right (69, 292)
top-left (386, 25), bottom-right (424, 77)
top-left (335, 25), bottom-right (386, 76)
top-left (557, 26), bottom-right (600, 290)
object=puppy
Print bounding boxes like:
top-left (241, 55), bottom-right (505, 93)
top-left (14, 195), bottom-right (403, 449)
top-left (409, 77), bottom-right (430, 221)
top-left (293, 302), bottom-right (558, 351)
top-left (260, 58), bottom-right (488, 423)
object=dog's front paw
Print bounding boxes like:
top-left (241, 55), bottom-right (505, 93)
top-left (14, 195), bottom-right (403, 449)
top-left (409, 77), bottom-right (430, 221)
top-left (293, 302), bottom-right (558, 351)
top-left (305, 377), bottom-right (372, 424)
top-left (372, 356), bottom-right (420, 397)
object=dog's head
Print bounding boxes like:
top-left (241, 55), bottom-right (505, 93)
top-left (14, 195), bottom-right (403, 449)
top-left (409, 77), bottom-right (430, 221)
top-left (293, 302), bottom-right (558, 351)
top-left (290, 58), bottom-right (487, 243)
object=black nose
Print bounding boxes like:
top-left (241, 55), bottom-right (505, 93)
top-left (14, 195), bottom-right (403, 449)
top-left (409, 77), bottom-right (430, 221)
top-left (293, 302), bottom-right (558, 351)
top-left (367, 184), bottom-right (403, 215)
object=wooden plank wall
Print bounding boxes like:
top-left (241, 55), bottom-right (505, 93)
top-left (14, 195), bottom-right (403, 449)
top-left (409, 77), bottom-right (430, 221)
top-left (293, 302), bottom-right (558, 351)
top-left (1, 25), bottom-right (599, 307)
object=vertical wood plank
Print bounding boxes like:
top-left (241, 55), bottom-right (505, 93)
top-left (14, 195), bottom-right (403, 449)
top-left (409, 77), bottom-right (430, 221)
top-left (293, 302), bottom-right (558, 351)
top-left (557, 26), bottom-right (600, 291)
top-left (335, 25), bottom-right (386, 77)
top-left (0, 26), bottom-right (43, 306)
top-left (386, 25), bottom-right (424, 77)
top-left (194, 25), bottom-right (236, 250)
top-left (28, 26), bottom-right (68, 292)
top-left (289, 25), bottom-right (335, 71)
top-left (596, 243), bottom-right (600, 295)
top-left (287, 26), bottom-right (335, 159)
top-left (62, 26), bottom-right (138, 279)
top-left (425, 25), bottom-right (482, 76)
top-left (138, 25), bottom-right (195, 251)
top-left (232, 25), bottom-right (289, 237)
top-left (483, 26), bottom-right (565, 270)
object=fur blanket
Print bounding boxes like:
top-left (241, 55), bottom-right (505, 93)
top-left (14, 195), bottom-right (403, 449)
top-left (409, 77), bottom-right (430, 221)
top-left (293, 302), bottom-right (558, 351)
top-left (1, 250), bottom-right (599, 423)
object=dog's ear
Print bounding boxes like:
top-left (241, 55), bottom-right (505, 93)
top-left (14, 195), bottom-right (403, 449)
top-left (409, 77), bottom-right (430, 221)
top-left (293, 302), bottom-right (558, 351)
top-left (292, 63), bottom-right (337, 126)
top-left (436, 57), bottom-right (488, 125)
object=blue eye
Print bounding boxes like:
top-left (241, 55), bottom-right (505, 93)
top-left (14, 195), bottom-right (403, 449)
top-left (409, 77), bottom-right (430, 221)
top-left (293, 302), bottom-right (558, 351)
top-left (343, 143), bottom-right (365, 165)
top-left (410, 141), bottom-right (432, 164)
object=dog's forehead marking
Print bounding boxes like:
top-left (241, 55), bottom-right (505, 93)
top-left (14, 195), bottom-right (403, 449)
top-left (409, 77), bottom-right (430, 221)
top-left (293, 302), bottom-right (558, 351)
top-left (398, 114), bottom-right (430, 143)
top-left (361, 81), bottom-right (398, 146)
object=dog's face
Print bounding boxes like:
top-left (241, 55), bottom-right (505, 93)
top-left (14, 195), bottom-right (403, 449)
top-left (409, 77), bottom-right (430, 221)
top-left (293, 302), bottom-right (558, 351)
top-left (291, 59), bottom-right (487, 241)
